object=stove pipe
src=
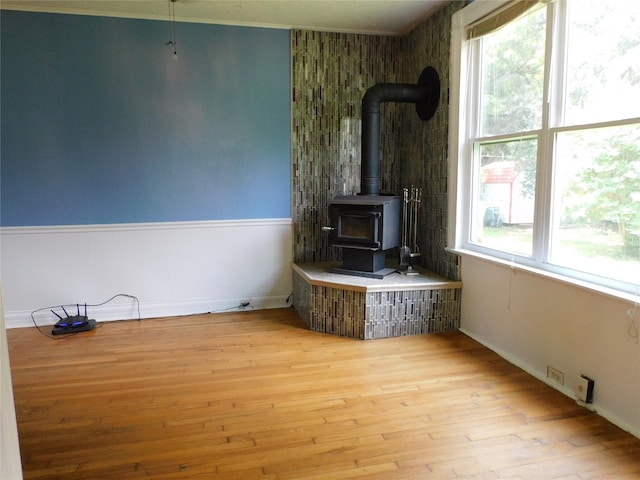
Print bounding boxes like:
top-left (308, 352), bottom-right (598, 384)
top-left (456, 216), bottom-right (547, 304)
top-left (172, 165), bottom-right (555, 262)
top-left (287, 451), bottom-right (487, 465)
top-left (360, 66), bottom-right (440, 196)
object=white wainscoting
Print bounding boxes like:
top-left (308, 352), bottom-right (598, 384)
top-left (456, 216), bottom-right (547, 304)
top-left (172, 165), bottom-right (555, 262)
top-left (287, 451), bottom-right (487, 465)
top-left (1, 219), bottom-right (293, 328)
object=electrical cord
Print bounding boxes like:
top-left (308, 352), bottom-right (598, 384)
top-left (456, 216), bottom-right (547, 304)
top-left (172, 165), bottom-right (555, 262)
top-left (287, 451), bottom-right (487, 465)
top-left (628, 303), bottom-right (639, 343)
top-left (30, 293), bottom-right (141, 340)
top-left (205, 303), bottom-right (253, 315)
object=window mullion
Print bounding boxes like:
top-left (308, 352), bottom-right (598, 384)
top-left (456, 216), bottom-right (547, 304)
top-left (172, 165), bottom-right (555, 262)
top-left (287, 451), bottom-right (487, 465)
top-left (533, 0), bottom-right (564, 265)
top-left (548, 0), bottom-right (569, 129)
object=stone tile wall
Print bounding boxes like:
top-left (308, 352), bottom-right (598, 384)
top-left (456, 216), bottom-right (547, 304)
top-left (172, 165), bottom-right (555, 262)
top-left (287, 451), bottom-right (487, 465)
top-left (291, 31), bottom-right (402, 264)
top-left (400, 2), bottom-right (465, 279)
top-left (365, 288), bottom-right (461, 339)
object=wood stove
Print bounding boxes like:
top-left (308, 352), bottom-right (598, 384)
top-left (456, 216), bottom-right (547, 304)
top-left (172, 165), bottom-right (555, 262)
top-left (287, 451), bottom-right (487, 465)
top-left (324, 195), bottom-right (400, 278)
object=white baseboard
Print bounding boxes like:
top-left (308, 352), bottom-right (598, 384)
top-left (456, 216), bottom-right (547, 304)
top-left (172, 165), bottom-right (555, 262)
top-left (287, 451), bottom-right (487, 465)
top-left (5, 294), bottom-right (292, 329)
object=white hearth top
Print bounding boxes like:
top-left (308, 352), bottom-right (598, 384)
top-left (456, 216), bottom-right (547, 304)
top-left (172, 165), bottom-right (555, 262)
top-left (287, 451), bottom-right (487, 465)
top-left (292, 262), bottom-right (461, 293)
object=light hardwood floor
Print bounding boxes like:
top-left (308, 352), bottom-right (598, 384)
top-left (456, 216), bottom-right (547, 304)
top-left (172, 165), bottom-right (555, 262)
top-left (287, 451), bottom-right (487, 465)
top-left (7, 308), bottom-right (640, 479)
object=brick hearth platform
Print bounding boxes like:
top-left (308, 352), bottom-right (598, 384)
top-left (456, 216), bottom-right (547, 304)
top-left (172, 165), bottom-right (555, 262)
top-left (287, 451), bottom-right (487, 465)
top-left (292, 262), bottom-right (462, 340)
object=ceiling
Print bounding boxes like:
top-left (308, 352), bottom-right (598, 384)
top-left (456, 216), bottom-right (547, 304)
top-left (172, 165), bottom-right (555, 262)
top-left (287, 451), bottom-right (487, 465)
top-left (0, 0), bottom-right (451, 36)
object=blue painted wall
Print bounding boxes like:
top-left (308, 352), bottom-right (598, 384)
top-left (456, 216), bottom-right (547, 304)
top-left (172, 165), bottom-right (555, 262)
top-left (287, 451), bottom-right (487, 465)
top-left (1, 11), bottom-right (291, 226)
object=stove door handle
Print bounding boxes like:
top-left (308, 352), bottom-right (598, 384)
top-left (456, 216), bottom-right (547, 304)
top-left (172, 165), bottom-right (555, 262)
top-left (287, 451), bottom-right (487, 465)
top-left (321, 226), bottom-right (335, 232)
top-left (331, 244), bottom-right (380, 251)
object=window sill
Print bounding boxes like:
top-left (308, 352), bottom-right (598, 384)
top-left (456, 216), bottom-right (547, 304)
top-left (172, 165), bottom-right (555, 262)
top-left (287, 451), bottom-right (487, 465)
top-left (447, 247), bottom-right (640, 305)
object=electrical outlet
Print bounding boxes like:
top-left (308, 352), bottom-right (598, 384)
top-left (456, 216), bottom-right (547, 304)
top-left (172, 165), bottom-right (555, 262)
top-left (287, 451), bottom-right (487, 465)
top-left (576, 375), bottom-right (594, 403)
top-left (546, 366), bottom-right (564, 385)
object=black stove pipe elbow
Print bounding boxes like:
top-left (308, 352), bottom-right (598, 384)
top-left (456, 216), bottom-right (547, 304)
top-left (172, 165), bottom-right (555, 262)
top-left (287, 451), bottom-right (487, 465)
top-left (360, 66), bottom-right (440, 196)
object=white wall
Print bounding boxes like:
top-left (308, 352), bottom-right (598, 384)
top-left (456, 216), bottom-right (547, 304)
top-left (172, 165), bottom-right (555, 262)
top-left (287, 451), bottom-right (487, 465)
top-left (459, 254), bottom-right (640, 438)
top-left (1, 219), bottom-right (293, 328)
top-left (1, 289), bottom-right (23, 479)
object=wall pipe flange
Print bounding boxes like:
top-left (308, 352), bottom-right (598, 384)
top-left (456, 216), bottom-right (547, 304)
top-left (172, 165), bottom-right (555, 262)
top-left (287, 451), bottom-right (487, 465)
top-left (415, 66), bottom-right (440, 121)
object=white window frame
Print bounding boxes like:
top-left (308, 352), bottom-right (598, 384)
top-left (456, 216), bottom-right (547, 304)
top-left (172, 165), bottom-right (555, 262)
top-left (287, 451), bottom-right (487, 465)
top-left (448, 0), bottom-right (640, 300)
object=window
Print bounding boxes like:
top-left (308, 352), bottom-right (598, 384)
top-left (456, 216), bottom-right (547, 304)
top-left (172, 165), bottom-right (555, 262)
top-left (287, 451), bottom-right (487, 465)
top-left (450, 0), bottom-right (640, 295)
